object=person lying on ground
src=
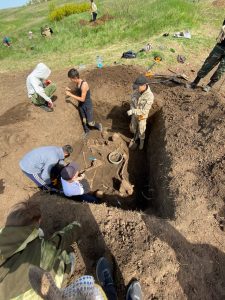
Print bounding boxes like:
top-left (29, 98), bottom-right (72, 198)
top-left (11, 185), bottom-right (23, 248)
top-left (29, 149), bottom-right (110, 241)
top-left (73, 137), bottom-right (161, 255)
top-left (2, 36), bottom-right (11, 47)
top-left (187, 18), bottom-right (225, 92)
top-left (19, 145), bottom-right (73, 192)
top-left (90, 0), bottom-right (98, 22)
top-left (0, 200), bottom-right (81, 300)
top-left (127, 75), bottom-right (154, 150)
top-left (66, 68), bottom-right (102, 137)
top-left (26, 62), bottom-right (56, 112)
top-left (61, 161), bottom-right (99, 203)
top-left (29, 257), bottom-right (143, 300)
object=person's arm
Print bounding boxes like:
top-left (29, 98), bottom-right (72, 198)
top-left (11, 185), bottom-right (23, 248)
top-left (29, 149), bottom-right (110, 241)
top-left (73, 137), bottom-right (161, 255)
top-left (65, 82), bottom-right (88, 103)
top-left (130, 90), bottom-right (140, 109)
top-left (49, 221), bottom-right (81, 251)
top-left (30, 77), bottom-right (53, 105)
top-left (41, 159), bottom-right (58, 184)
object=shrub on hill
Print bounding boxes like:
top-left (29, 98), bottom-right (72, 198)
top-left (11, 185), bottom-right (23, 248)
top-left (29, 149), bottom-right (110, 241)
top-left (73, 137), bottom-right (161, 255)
top-left (49, 2), bottom-right (90, 21)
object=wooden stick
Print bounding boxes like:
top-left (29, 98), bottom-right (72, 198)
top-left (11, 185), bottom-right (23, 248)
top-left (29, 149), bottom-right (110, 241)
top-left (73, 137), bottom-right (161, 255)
top-left (82, 151), bottom-right (88, 169)
top-left (90, 169), bottom-right (97, 189)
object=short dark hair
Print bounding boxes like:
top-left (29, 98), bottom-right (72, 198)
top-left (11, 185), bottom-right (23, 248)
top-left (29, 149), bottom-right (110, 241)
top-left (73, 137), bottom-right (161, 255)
top-left (62, 144), bottom-right (73, 156)
top-left (68, 68), bottom-right (79, 79)
top-left (6, 200), bottom-right (41, 227)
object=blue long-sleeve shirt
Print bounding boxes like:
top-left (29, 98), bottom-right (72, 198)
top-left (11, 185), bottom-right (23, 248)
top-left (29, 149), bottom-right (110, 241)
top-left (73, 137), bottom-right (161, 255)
top-left (19, 146), bottom-right (64, 183)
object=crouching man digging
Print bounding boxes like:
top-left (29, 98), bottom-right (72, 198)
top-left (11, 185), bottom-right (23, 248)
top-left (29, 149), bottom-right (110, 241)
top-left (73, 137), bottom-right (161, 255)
top-left (127, 75), bottom-right (154, 150)
top-left (26, 63), bottom-right (56, 112)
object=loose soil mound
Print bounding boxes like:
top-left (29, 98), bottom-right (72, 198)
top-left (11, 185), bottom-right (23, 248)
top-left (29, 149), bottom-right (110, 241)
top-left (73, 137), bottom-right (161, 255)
top-left (79, 14), bottom-right (114, 26)
top-left (0, 65), bottom-right (225, 299)
top-left (213, 0), bottom-right (225, 7)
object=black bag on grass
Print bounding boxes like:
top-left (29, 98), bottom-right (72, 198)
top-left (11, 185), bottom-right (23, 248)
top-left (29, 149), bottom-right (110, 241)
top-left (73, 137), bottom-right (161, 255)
top-left (121, 50), bottom-right (137, 59)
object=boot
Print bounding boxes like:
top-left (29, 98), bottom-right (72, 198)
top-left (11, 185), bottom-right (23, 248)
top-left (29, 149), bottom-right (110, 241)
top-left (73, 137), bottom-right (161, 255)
top-left (129, 138), bottom-right (138, 150)
top-left (139, 139), bottom-right (145, 150)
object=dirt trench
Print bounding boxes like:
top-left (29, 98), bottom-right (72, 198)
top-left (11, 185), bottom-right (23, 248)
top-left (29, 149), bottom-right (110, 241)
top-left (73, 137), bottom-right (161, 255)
top-left (1, 65), bottom-right (225, 299)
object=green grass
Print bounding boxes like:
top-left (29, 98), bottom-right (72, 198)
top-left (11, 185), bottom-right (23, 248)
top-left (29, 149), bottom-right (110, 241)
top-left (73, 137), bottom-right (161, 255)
top-left (0, 0), bottom-right (224, 72)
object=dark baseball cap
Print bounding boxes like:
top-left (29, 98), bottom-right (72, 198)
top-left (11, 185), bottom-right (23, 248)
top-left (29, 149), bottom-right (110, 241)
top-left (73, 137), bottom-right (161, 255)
top-left (133, 75), bottom-right (148, 89)
top-left (61, 162), bottom-right (79, 180)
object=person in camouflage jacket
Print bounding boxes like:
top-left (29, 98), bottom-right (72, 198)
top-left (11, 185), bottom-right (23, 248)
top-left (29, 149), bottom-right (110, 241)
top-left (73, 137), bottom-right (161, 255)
top-left (127, 75), bottom-right (154, 150)
top-left (0, 200), bottom-right (80, 300)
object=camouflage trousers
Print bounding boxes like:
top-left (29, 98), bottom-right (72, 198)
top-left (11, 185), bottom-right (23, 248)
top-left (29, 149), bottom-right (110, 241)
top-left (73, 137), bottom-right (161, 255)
top-left (197, 44), bottom-right (225, 84)
top-left (31, 83), bottom-right (56, 105)
top-left (130, 116), bottom-right (147, 140)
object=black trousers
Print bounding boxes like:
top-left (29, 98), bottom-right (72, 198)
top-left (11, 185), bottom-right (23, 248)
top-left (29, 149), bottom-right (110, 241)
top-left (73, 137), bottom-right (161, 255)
top-left (92, 12), bottom-right (97, 21)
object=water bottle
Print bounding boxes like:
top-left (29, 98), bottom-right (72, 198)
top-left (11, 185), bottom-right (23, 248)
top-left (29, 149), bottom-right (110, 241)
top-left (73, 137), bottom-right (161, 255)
top-left (96, 56), bottom-right (103, 68)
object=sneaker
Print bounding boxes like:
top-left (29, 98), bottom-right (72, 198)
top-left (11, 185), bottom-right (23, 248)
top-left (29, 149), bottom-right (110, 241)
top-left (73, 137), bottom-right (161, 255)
top-left (202, 85), bottom-right (211, 92)
top-left (97, 123), bottom-right (103, 132)
top-left (96, 257), bottom-right (114, 288)
top-left (185, 82), bottom-right (197, 89)
top-left (126, 280), bottom-right (143, 300)
top-left (39, 105), bottom-right (53, 112)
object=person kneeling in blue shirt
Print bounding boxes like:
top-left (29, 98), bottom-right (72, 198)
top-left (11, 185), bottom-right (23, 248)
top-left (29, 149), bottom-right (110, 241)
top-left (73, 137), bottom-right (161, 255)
top-left (61, 162), bottom-right (99, 203)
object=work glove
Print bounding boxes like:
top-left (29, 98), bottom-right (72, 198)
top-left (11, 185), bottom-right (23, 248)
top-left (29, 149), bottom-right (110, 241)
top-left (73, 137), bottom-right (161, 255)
top-left (127, 109), bottom-right (133, 116)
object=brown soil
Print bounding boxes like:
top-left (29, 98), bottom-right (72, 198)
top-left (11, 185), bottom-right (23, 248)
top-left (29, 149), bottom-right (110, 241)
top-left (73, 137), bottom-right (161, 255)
top-left (213, 0), bottom-right (225, 7)
top-left (79, 14), bottom-right (114, 27)
top-left (0, 65), bottom-right (225, 299)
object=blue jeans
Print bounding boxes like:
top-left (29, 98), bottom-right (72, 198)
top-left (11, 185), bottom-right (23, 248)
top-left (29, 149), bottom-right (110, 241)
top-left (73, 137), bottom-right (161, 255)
top-left (78, 103), bottom-right (101, 133)
top-left (22, 170), bottom-right (51, 190)
top-left (69, 194), bottom-right (99, 203)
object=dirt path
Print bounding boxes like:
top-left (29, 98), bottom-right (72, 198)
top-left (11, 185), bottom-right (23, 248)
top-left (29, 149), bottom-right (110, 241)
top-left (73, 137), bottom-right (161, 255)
top-left (0, 65), bottom-right (225, 299)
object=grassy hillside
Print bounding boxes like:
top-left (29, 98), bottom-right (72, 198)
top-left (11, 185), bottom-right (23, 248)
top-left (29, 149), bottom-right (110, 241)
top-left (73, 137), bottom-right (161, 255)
top-left (0, 0), bottom-right (224, 72)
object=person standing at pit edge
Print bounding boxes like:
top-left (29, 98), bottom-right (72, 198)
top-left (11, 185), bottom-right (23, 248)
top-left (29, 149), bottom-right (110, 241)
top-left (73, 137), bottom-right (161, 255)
top-left (127, 75), bottom-right (154, 150)
top-left (90, 0), bottom-right (98, 22)
top-left (66, 68), bottom-right (102, 137)
top-left (187, 19), bottom-right (225, 92)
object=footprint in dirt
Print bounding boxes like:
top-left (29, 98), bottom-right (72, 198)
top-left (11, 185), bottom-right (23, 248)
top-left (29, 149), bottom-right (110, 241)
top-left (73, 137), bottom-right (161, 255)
top-left (0, 179), bottom-right (5, 194)
top-left (0, 102), bottom-right (30, 126)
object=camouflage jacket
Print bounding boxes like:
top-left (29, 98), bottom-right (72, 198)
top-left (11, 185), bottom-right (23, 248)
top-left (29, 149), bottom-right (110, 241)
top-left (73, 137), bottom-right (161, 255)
top-left (130, 86), bottom-right (154, 119)
top-left (0, 222), bottom-right (80, 300)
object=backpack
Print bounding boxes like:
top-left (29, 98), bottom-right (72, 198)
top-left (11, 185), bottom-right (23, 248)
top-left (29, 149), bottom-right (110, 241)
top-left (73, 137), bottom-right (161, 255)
top-left (121, 50), bottom-right (137, 59)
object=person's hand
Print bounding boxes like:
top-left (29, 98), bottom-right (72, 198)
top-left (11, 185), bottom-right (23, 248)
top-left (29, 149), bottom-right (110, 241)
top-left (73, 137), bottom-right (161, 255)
top-left (65, 87), bottom-right (72, 92)
top-left (48, 101), bottom-right (53, 108)
top-left (127, 109), bottom-right (133, 116)
top-left (65, 90), bottom-right (73, 97)
top-left (44, 80), bottom-right (51, 86)
top-left (77, 173), bottom-right (85, 181)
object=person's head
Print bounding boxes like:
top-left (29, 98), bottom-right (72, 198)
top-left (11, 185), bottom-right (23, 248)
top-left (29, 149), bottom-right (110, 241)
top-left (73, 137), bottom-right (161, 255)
top-left (61, 162), bottom-right (80, 181)
top-left (133, 75), bottom-right (149, 93)
top-left (68, 68), bottom-right (80, 83)
top-left (62, 144), bottom-right (73, 158)
top-left (90, 0), bottom-right (94, 2)
top-left (5, 200), bottom-right (41, 227)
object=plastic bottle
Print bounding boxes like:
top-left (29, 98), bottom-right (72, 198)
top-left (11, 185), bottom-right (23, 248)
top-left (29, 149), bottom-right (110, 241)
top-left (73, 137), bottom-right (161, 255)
top-left (96, 56), bottom-right (103, 68)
